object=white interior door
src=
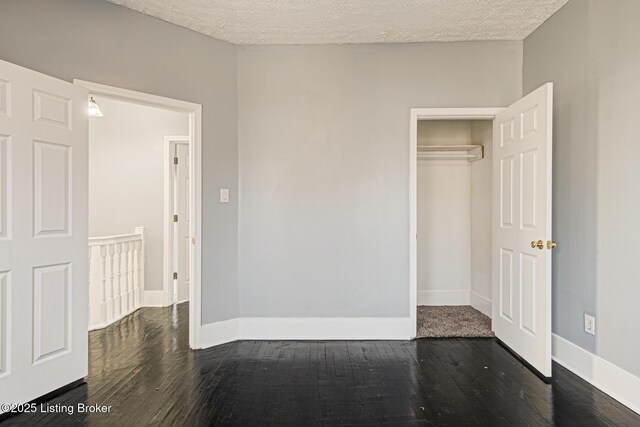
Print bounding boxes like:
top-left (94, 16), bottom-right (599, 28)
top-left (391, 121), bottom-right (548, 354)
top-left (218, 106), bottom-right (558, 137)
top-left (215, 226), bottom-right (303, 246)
top-left (492, 83), bottom-right (553, 377)
top-left (0, 59), bottom-right (88, 406)
top-left (173, 142), bottom-right (190, 303)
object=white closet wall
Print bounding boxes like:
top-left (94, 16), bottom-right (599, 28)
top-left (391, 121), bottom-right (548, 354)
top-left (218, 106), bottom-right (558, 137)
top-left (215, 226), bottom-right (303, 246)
top-left (417, 121), bottom-right (472, 305)
top-left (470, 121), bottom-right (493, 316)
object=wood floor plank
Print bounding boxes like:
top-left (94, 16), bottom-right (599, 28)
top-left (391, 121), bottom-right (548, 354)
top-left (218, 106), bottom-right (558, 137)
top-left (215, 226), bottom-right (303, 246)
top-left (3, 303), bottom-right (640, 426)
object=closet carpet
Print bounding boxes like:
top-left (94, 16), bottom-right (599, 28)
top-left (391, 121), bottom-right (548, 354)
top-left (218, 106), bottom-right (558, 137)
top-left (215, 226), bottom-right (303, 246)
top-left (417, 305), bottom-right (494, 338)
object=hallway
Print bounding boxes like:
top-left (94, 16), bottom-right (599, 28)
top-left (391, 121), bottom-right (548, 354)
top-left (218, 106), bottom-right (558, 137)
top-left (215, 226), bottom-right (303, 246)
top-left (3, 304), bottom-right (639, 426)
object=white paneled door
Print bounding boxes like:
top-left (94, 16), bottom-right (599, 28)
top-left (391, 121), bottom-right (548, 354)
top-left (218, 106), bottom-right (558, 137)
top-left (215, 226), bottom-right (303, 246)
top-left (492, 83), bottom-right (553, 377)
top-left (175, 143), bottom-right (190, 303)
top-left (0, 59), bottom-right (88, 407)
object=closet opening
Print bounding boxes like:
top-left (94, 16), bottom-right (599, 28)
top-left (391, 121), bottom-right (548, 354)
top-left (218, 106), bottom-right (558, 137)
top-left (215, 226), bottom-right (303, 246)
top-left (415, 118), bottom-right (494, 338)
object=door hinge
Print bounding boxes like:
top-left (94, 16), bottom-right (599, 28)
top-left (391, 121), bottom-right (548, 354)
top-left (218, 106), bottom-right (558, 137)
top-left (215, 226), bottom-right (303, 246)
top-left (173, 214), bottom-right (178, 222)
top-left (174, 156), bottom-right (179, 165)
top-left (173, 272), bottom-right (178, 280)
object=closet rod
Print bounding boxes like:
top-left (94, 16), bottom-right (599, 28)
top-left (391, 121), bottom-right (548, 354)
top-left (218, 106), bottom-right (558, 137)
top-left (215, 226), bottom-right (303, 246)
top-left (417, 153), bottom-right (479, 159)
top-left (416, 144), bottom-right (484, 162)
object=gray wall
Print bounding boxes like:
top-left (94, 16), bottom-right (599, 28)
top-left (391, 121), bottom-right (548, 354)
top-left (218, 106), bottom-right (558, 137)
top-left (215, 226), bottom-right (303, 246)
top-left (524, 0), bottom-right (640, 377)
top-left (0, 0), bottom-right (239, 323)
top-left (238, 42), bottom-right (522, 317)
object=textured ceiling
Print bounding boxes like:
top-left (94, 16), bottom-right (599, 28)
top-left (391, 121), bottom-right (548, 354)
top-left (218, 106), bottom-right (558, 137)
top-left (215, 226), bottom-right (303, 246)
top-left (106, 0), bottom-right (569, 45)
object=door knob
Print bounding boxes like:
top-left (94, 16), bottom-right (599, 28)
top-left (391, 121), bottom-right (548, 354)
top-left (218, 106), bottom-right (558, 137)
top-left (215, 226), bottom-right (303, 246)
top-left (547, 241), bottom-right (557, 250)
top-left (531, 240), bottom-right (544, 250)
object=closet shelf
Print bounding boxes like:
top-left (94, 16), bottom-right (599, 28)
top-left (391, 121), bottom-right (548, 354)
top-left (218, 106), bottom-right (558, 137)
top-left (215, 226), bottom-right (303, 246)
top-left (417, 145), bottom-right (484, 162)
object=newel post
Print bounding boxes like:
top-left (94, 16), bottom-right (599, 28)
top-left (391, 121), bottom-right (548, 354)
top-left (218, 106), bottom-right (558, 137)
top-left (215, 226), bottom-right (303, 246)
top-left (88, 244), bottom-right (106, 329)
top-left (134, 226), bottom-right (145, 307)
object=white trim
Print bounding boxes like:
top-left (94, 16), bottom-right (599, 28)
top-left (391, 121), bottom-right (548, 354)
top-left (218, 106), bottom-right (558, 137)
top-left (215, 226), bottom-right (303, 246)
top-left (73, 80), bottom-right (199, 113)
top-left (197, 317), bottom-right (414, 348)
top-left (88, 309), bottom-right (143, 331)
top-left (409, 107), bottom-right (503, 339)
top-left (197, 318), bottom-right (240, 349)
top-left (74, 79), bottom-right (203, 350)
top-left (417, 290), bottom-right (470, 306)
top-left (143, 290), bottom-right (166, 307)
top-left (553, 334), bottom-right (640, 415)
top-left (470, 292), bottom-right (492, 318)
top-left (241, 317), bottom-right (414, 340)
top-left (163, 136), bottom-right (190, 307)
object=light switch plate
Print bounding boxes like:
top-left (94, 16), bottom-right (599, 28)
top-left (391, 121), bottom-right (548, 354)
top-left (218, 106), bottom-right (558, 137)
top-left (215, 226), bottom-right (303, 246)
top-left (584, 313), bottom-right (596, 336)
top-left (220, 188), bottom-right (229, 203)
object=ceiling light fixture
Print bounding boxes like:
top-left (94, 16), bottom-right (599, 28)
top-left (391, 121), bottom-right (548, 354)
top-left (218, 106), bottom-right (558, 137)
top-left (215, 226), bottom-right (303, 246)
top-left (88, 96), bottom-right (104, 117)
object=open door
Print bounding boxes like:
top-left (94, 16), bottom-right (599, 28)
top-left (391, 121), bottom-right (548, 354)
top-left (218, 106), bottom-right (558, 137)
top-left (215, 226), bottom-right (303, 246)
top-left (492, 83), bottom-right (554, 378)
top-left (0, 59), bottom-right (88, 407)
top-left (174, 142), bottom-right (190, 303)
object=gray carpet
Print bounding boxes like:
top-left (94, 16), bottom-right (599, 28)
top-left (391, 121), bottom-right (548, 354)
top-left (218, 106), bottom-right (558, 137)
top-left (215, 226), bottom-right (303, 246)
top-left (417, 305), bottom-right (494, 338)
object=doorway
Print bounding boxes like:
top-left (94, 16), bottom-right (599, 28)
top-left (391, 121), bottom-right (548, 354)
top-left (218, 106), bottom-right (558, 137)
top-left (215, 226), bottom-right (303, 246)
top-left (410, 84), bottom-right (554, 378)
top-left (414, 117), bottom-right (495, 338)
top-left (75, 80), bottom-right (203, 349)
top-left (409, 108), bottom-right (502, 338)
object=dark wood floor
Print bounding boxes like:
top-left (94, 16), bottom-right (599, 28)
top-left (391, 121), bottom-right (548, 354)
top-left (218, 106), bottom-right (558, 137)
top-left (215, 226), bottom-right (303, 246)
top-left (4, 304), bottom-right (639, 426)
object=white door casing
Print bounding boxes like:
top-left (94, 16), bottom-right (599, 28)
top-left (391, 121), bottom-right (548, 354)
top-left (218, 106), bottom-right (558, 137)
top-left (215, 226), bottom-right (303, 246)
top-left (409, 108), bottom-right (504, 339)
top-left (492, 83), bottom-right (553, 377)
top-left (175, 143), bottom-right (190, 303)
top-left (0, 59), bottom-right (88, 406)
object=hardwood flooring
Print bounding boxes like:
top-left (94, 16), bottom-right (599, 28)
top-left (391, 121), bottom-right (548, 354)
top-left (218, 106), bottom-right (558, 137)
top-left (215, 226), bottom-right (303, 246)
top-left (3, 303), bottom-right (639, 426)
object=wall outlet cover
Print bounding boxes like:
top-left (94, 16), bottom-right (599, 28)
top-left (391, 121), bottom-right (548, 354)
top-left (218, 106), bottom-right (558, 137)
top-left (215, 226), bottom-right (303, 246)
top-left (584, 313), bottom-right (596, 336)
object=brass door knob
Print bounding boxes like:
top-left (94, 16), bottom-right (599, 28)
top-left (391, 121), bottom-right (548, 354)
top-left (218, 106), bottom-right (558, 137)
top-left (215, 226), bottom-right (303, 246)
top-left (531, 240), bottom-right (545, 250)
top-left (547, 241), bottom-right (557, 249)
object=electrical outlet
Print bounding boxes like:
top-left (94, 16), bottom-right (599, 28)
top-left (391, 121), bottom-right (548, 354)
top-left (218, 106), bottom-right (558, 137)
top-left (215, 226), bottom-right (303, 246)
top-left (584, 313), bottom-right (596, 336)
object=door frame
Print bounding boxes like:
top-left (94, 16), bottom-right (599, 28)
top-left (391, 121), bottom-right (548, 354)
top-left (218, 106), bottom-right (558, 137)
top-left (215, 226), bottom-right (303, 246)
top-left (164, 136), bottom-right (190, 306)
top-left (74, 80), bottom-right (203, 350)
top-left (409, 108), bottom-right (503, 337)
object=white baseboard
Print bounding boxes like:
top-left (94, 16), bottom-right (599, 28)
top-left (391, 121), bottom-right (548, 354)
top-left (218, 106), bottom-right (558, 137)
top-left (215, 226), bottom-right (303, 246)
top-left (241, 317), bottom-right (414, 340)
top-left (143, 290), bottom-right (167, 307)
top-left (197, 317), bottom-right (414, 348)
top-left (417, 290), bottom-right (470, 306)
top-left (197, 318), bottom-right (240, 349)
top-left (553, 333), bottom-right (640, 415)
top-left (470, 292), bottom-right (492, 318)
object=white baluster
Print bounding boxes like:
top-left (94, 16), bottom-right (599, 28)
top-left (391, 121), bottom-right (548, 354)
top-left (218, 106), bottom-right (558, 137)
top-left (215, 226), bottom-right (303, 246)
top-left (135, 226), bottom-right (145, 308)
top-left (133, 239), bottom-right (140, 309)
top-left (98, 245), bottom-right (107, 325)
top-left (122, 241), bottom-right (128, 314)
top-left (105, 243), bottom-right (115, 322)
top-left (126, 241), bottom-right (134, 313)
top-left (113, 243), bottom-right (122, 319)
top-left (120, 242), bottom-right (128, 316)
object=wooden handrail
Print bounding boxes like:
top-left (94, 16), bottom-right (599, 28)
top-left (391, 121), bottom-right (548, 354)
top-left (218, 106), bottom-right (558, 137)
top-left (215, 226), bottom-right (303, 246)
top-left (88, 232), bottom-right (142, 246)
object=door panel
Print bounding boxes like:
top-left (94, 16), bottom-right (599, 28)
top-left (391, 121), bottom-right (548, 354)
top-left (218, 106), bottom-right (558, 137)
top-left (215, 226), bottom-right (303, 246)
top-left (0, 135), bottom-right (7, 238)
top-left (33, 140), bottom-right (71, 236)
top-left (499, 248), bottom-right (513, 321)
top-left (492, 83), bottom-right (553, 377)
top-left (0, 59), bottom-right (88, 407)
top-left (33, 263), bottom-right (70, 363)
